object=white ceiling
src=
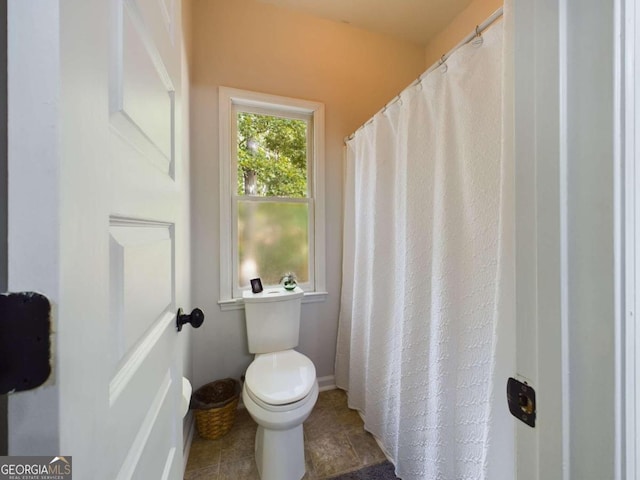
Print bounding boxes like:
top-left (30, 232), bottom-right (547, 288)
top-left (257, 0), bottom-right (475, 46)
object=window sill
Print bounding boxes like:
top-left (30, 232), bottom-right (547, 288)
top-left (218, 291), bottom-right (328, 311)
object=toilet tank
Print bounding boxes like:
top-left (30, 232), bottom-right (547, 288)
top-left (243, 287), bottom-right (304, 354)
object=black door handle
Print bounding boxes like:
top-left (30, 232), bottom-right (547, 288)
top-left (176, 307), bottom-right (205, 332)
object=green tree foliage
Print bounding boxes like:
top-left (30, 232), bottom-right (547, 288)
top-left (237, 112), bottom-right (308, 197)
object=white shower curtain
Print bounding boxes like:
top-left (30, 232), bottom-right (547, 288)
top-left (335, 10), bottom-right (514, 480)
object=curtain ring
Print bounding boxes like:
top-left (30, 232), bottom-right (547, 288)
top-left (472, 25), bottom-right (484, 46)
top-left (439, 54), bottom-right (448, 73)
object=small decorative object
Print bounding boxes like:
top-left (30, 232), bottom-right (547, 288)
top-left (280, 272), bottom-right (297, 290)
top-left (250, 278), bottom-right (263, 294)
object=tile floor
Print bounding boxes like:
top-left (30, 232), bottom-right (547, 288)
top-left (184, 389), bottom-right (388, 480)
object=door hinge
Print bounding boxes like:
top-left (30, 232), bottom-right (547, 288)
top-left (0, 292), bottom-right (51, 394)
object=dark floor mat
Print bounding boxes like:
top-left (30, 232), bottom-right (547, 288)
top-left (328, 461), bottom-right (400, 480)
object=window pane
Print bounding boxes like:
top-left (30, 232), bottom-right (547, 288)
top-left (238, 201), bottom-right (309, 287)
top-left (236, 112), bottom-right (308, 198)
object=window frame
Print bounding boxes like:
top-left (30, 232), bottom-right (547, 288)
top-left (218, 87), bottom-right (326, 308)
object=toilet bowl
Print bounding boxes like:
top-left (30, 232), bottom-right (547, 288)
top-left (242, 349), bottom-right (318, 480)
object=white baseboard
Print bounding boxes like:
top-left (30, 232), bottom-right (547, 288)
top-left (317, 375), bottom-right (336, 392)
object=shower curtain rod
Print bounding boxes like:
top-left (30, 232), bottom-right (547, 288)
top-left (344, 6), bottom-right (504, 143)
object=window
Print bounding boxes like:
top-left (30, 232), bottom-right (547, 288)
top-left (219, 87), bottom-right (326, 306)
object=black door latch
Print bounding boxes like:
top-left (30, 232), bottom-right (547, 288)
top-left (507, 377), bottom-right (536, 428)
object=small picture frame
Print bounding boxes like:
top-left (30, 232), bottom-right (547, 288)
top-left (250, 278), bottom-right (263, 294)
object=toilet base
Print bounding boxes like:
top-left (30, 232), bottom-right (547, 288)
top-left (255, 423), bottom-right (305, 480)
top-left (243, 378), bottom-right (318, 480)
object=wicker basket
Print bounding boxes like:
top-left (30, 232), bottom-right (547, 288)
top-left (191, 378), bottom-right (240, 440)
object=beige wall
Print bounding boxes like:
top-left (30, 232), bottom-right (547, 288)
top-left (189, 0), bottom-right (426, 388)
top-left (424, 0), bottom-right (503, 67)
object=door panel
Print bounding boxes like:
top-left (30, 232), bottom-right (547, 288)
top-left (109, 223), bottom-right (173, 359)
top-left (111, 0), bottom-right (176, 175)
top-left (108, 313), bottom-right (178, 475)
top-left (122, 12), bottom-right (174, 157)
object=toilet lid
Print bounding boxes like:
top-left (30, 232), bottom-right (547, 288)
top-left (245, 350), bottom-right (316, 405)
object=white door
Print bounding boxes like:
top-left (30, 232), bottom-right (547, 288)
top-left (7, 0), bottom-right (189, 478)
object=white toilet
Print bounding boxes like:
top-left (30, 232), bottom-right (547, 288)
top-left (242, 286), bottom-right (319, 480)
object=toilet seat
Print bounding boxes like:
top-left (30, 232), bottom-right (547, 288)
top-left (245, 349), bottom-right (316, 406)
top-left (244, 380), bottom-right (318, 413)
